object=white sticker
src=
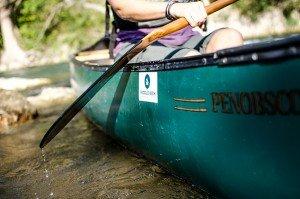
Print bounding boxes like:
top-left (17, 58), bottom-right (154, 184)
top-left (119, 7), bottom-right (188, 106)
top-left (139, 72), bottom-right (158, 103)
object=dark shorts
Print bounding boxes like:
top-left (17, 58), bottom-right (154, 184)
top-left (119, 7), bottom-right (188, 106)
top-left (115, 29), bottom-right (222, 63)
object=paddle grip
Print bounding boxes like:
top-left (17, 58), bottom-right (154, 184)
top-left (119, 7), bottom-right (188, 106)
top-left (142, 0), bottom-right (238, 45)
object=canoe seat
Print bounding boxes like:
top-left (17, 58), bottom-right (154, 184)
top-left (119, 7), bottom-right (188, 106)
top-left (75, 49), bottom-right (114, 65)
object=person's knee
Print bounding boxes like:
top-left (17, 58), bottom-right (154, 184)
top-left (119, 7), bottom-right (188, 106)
top-left (184, 50), bottom-right (201, 57)
top-left (221, 28), bottom-right (243, 44)
top-left (206, 28), bottom-right (243, 53)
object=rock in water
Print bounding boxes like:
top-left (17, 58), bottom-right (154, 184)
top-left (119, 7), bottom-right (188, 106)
top-left (27, 87), bottom-right (76, 109)
top-left (0, 77), bottom-right (51, 91)
top-left (0, 89), bottom-right (38, 132)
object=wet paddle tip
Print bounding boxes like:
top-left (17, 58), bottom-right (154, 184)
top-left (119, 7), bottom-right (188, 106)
top-left (39, 137), bottom-right (48, 148)
top-left (39, 141), bottom-right (45, 149)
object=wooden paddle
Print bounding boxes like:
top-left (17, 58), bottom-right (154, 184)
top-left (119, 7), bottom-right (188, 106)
top-left (39, 0), bottom-right (238, 148)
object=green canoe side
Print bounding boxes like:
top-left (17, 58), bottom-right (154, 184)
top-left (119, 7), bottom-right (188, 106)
top-left (70, 57), bottom-right (300, 198)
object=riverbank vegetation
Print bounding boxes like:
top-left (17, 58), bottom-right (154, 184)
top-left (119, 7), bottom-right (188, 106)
top-left (0, 0), bottom-right (105, 69)
top-left (235, 0), bottom-right (299, 21)
top-left (0, 0), bottom-right (299, 70)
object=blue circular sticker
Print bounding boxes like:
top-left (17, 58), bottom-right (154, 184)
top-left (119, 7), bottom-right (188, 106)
top-left (144, 74), bottom-right (150, 89)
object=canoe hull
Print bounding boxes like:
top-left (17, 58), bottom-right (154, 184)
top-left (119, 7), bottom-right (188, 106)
top-left (70, 37), bottom-right (300, 198)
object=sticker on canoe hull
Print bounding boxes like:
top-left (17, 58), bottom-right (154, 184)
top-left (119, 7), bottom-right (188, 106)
top-left (139, 72), bottom-right (158, 103)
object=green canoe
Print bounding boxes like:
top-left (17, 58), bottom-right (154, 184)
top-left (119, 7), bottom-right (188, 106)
top-left (70, 35), bottom-right (300, 198)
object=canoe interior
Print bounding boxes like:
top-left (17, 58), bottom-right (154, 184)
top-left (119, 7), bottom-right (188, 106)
top-left (72, 34), bottom-right (300, 71)
top-left (70, 34), bottom-right (300, 199)
top-left (75, 49), bottom-right (114, 65)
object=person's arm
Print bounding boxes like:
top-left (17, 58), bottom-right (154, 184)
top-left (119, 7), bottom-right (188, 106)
top-left (108, 0), bottom-right (207, 27)
top-left (108, 0), bottom-right (167, 22)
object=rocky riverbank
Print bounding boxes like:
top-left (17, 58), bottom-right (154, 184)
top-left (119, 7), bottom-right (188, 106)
top-left (0, 63), bottom-right (76, 133)
top-left (0, 86), bottom-right (76, 133)
top-left (0, 89), bottom-right (38, 132)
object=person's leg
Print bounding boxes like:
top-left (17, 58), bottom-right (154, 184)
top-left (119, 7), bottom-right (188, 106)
top-left (115, 42), bottom-right (199, 62)
top-left (115, 28), bottom-right (243, 62)
top-left (182, 28), bottom-right (243, 55)
top-left (205, 28), bottom-right (243, 53)
top-left (176, 28), bottom-right (243, 57)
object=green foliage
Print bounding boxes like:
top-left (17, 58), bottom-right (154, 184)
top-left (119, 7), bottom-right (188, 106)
top-left (12, 0), bottom-right (105, 50)
top-left (234, 0), bottom-right (300, 21)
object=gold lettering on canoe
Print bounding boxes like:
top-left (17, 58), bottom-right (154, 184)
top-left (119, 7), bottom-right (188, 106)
top-left (211, 90), bottom-right (300, 115)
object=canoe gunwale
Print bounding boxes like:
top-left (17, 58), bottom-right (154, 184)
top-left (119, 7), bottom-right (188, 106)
top-left (71, 35), bottom-right (300, 72)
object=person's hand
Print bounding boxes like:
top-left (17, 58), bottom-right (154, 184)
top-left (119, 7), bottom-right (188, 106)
top-left (169, 1), bottom-right (207, 27)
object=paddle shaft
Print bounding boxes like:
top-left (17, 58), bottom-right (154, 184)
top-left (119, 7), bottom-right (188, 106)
top-left (39, 0), bottom-right (238, 148)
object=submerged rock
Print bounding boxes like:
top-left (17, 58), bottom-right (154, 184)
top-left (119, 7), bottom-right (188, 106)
top-left (27, 87), bottom-right (76, 109)
top-left (0, 77), bottom-right (51, 91)
top-left (0, 89), bottom-right (38, 132)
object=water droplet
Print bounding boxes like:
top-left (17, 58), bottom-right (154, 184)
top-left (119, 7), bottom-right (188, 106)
top-left (41, 149), bottom-right (46, 162)
top-left (40, 149), bottom-right (54, 198)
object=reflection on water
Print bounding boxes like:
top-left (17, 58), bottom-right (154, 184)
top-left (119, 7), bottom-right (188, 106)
top-left (0, 64), bottom-right (211, 198)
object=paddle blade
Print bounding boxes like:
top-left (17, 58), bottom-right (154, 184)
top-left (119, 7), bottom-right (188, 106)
top-left (39, 42), bottom-right (142, 148)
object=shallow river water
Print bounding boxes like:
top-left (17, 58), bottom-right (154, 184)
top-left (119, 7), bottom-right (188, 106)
top-left (0, 64), bottom-right (211, 198)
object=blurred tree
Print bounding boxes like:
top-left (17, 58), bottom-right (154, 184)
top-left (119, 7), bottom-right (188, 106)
top-left (233, 0), bottom-right (300, 21)
top-left (1, 0), bottom-right (105, 67)
top-left (0, 0), bottom-right (28, 68)
top-left (16, 0), bottom-right (105, 50)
